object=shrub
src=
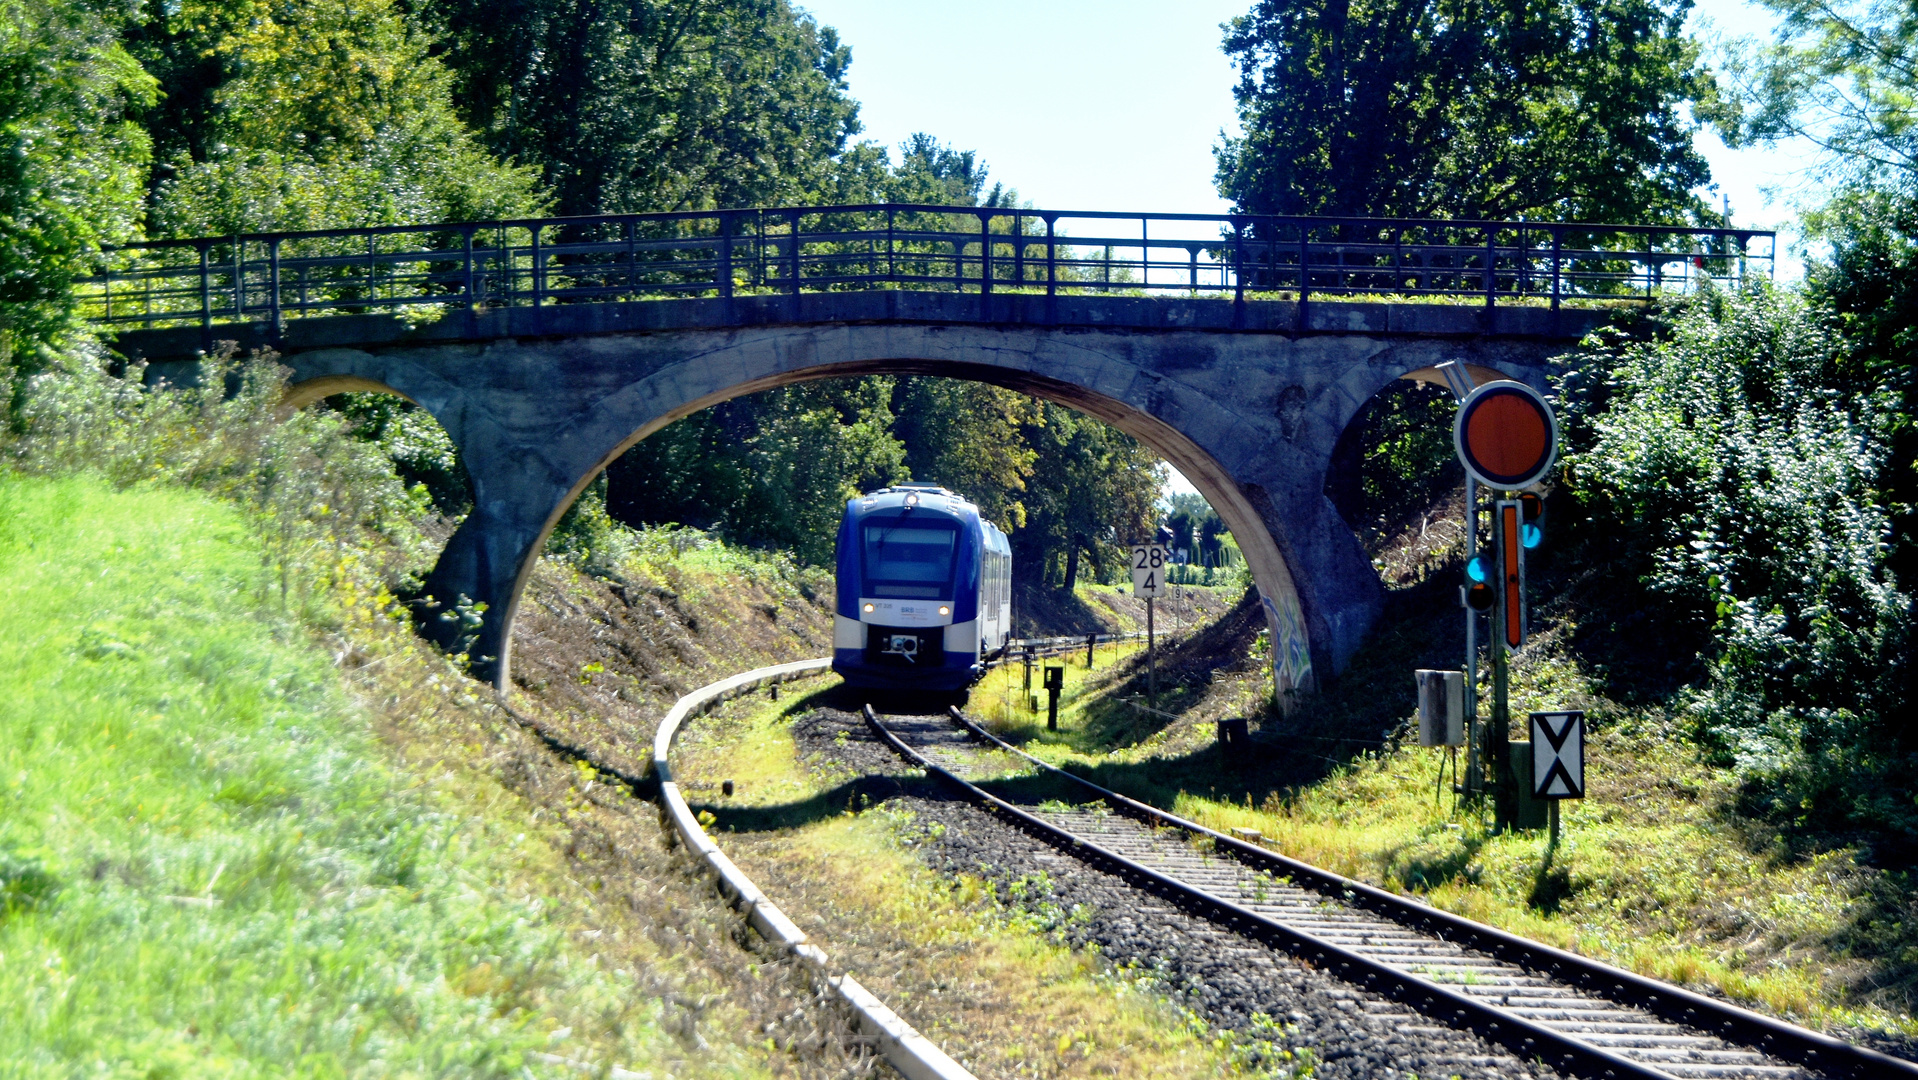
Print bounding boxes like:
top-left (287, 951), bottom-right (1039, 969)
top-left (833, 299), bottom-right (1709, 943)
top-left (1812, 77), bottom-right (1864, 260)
top-left (1559, 285), bottom-right (1916, 848)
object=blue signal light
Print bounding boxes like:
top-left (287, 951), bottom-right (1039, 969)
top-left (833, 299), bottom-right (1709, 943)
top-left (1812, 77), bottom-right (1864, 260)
top-left (1465, 555), bottom-right (1490, 583)
top-left (1521, 523), bottom-right (1543, 549)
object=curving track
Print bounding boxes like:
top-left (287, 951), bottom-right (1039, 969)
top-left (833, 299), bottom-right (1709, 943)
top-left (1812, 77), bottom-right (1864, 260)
top-left (862, 705), bottom-right (1918, 1080)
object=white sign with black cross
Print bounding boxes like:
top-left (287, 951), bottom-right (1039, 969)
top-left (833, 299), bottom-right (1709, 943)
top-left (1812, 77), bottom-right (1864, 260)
top-left (1530, 710), bottom-right (1586, 799)
top-left (1130, 544), bottom-right (1170, 598)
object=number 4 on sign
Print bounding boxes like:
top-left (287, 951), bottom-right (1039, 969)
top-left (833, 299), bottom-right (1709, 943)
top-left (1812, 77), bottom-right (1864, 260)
top-left (1131, 544), bottom-right (1169, 598)
top-left (1530, 711), bottom-right (1585, 799)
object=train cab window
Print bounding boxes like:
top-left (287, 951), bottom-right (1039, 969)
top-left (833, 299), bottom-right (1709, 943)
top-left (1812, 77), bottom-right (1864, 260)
top-left (863, 523), bottom-right (958, 599)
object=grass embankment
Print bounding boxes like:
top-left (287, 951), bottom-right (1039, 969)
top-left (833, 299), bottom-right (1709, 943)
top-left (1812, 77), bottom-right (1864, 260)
top-left (0, 475), bottom-right (723, 1076)
top-left (669, 684), bottom-right (1261, 1080)
top-left (973, 586), bottom-right (1918, 1040)
top-left (1012, 580), bottom-right (1234, 639)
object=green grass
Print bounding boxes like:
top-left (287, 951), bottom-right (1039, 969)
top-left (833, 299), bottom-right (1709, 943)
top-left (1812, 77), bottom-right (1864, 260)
top-left (0, 475), bottom-right (684, 1077)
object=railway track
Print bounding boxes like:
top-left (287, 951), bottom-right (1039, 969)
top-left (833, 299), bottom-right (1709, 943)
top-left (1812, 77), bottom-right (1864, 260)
top-left (863, 705), bottom-right (1918, 1080)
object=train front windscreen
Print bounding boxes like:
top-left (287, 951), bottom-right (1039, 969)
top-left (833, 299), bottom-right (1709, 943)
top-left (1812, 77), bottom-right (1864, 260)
top-left (862, 522), bottom-right (957, 600)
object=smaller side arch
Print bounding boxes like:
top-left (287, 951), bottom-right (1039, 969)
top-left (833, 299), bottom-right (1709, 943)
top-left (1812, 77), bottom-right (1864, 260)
top-left (281, 374), bottom-right (420, 411)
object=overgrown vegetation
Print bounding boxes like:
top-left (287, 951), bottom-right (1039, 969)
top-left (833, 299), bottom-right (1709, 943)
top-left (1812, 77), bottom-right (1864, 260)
top-left (1559, 287), bottom-right (1915, 853)
top-left (0, 341), bottom-right (883, 1076)
top-left (605, 375), bottom-right (1166, 587)
top-left (1217, 0), bottom-right (1716, 220)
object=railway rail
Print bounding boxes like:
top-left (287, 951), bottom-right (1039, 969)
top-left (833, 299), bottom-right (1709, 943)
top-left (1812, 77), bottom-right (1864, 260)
top-left (862, 704), bottom-right (1918, 1080)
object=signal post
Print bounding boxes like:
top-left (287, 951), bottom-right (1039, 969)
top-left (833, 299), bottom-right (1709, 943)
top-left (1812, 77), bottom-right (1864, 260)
top-left (1441, 364), bottom-right (1561, 832)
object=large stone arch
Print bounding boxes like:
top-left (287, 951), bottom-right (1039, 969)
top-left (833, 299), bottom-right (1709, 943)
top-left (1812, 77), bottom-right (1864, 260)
top-left (260, 321), bottom-right (1564, 694)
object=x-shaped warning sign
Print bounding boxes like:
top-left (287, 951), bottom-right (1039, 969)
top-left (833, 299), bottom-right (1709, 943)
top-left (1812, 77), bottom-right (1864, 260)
top-left (1530, 710), bottom-right (1585, 800)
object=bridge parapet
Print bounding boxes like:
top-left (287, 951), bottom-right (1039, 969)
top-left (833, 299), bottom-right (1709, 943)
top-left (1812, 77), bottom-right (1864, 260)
top-left (84, 203), bottom-right (1772, 357)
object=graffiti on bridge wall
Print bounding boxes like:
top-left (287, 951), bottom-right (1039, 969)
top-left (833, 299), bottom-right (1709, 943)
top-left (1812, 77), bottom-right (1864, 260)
top-left (1261, 589), bottom-right (1313, 696)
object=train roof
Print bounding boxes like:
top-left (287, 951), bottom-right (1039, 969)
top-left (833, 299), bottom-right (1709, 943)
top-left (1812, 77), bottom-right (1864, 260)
top-left (853, 485), bottom-right (973, 514)
top-left (847, 487), bottom-right (1008, 549)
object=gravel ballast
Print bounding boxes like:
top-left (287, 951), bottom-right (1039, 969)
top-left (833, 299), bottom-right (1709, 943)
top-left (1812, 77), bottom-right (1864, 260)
top-left (792, 706), bottom-right (1561, 1080)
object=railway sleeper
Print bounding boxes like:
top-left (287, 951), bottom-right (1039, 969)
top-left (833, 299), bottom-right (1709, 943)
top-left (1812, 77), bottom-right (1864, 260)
top-left (860, 705), bottom-right (1918, 1080)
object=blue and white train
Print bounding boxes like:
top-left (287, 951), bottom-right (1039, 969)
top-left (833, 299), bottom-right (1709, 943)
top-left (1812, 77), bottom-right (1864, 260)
top-left (833, 484), bottom-right (1013, 691)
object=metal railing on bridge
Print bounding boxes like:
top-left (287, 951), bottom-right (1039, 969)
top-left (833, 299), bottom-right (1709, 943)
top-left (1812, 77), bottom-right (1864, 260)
top-left (77, 204), bottom-right (1776, 337)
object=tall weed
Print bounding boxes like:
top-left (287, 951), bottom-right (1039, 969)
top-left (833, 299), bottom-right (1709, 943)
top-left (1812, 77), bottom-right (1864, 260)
top-left (6, 343), bottom-right (435, 611)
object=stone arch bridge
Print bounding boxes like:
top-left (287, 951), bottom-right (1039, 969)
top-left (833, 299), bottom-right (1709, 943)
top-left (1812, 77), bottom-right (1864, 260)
top-left (96, 205), bottom-right (1773, 692)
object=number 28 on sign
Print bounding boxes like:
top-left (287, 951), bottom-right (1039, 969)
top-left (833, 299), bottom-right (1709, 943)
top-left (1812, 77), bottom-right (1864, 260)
top-left (1131, 544), bottom-right (1169, 598)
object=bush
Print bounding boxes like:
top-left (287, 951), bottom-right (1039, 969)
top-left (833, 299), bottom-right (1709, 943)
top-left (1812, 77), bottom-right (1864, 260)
top-left (1560, 285), bottom-right (1915, 848)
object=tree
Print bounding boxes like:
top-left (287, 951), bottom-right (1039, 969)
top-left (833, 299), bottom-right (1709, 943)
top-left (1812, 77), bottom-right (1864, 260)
top-left (889, 377), bottom-right (1040, 530)
top-left (1560, 285), bottom-right (1913, 842)
top-left (1015, 403), bottom-right (1164, 591)
top-left (606, 378), bottom-right (906, 564)
top-left (139, 0), bottom-right (544, 235)
top-left (1215, 0), bottom-right (1717, 221)
top-left (1165, 490), bottom-right (1231, 565)
top-left (823, 132), bottom-right (1014, 207)
top-left (429, 0), bottom-right (859, 215)
top-left (1712, 0), bottom-right (1918, 192)
top-left (0, 0), bottom-right (154, 373)
top-left (1712, 1), bottom-right (1918, 577)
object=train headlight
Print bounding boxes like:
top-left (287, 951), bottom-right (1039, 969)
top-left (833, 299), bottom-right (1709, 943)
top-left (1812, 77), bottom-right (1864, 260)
top-left (905, 492), bottom-right (919, 507)
top-left (938, 605), bottom-right (950, 616)
top-left (863, 603), bottom-right (874, 613)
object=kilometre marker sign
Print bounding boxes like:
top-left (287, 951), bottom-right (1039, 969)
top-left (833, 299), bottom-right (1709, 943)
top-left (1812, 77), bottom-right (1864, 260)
top-left (1131, 544), bottom-right (1170, 598)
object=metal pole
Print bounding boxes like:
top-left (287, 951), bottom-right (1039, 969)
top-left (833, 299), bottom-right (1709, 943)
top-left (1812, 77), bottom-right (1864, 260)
top-left (1045, 214), bottom-right (1057, 297)
top-left (1147, 597), bottom-right (1157, 705)
top-left (979, 212), bottom-right (992, 297)
top-left (198, 242), bottom-right (212, 353)
top-left (788, 208), bottom-right (801, 319)
top-left (232, 238), bottom-right (244, 323)
top-left (530, 225), bottom-right (543, 307)
top-left (1297, 226), bottom-right (1310, 309)
top-left (1232, 220), bottom-right (1246, 328)
top-left (1491, 499), bottom-right (1514, 832)
top-left (1550, 228), bottom-right (1563, 314)
top-left (462, 226), bottom-right (476, 313)
top-left (267, 237), bottom-right (282, 346)
top-left (719, 212), bottom-right (734, 311)
top-left (625, 216), bottom-right (637, 298)
top-left (1484, 227), bottom-right (1496, 311)
top-left (1465, 475), bottom-right (1481, 799)
top-left (1087, 633), bottom-right (1095, 669)
top-left (1013, 212), bottom-right (1024, 286)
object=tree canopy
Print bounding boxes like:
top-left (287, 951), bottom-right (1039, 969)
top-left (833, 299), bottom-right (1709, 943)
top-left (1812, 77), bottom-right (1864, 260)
top-left (428, 0), bottom-right (862, 215)
top-left (1712, 0), bottom-right (1918, 192)
top-left (0, 0), bottom-right (153, 372)
top-left (1215, 0), bottom-right (1718, 221)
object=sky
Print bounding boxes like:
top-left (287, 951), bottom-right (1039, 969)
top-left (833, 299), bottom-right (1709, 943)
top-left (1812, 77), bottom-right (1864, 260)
top-left (796, 0), bottom-right (1827, 496)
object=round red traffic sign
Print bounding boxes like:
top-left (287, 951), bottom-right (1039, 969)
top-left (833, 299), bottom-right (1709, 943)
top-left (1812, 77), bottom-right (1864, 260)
top-left (1453, 380), bottom-right (1558, 490)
